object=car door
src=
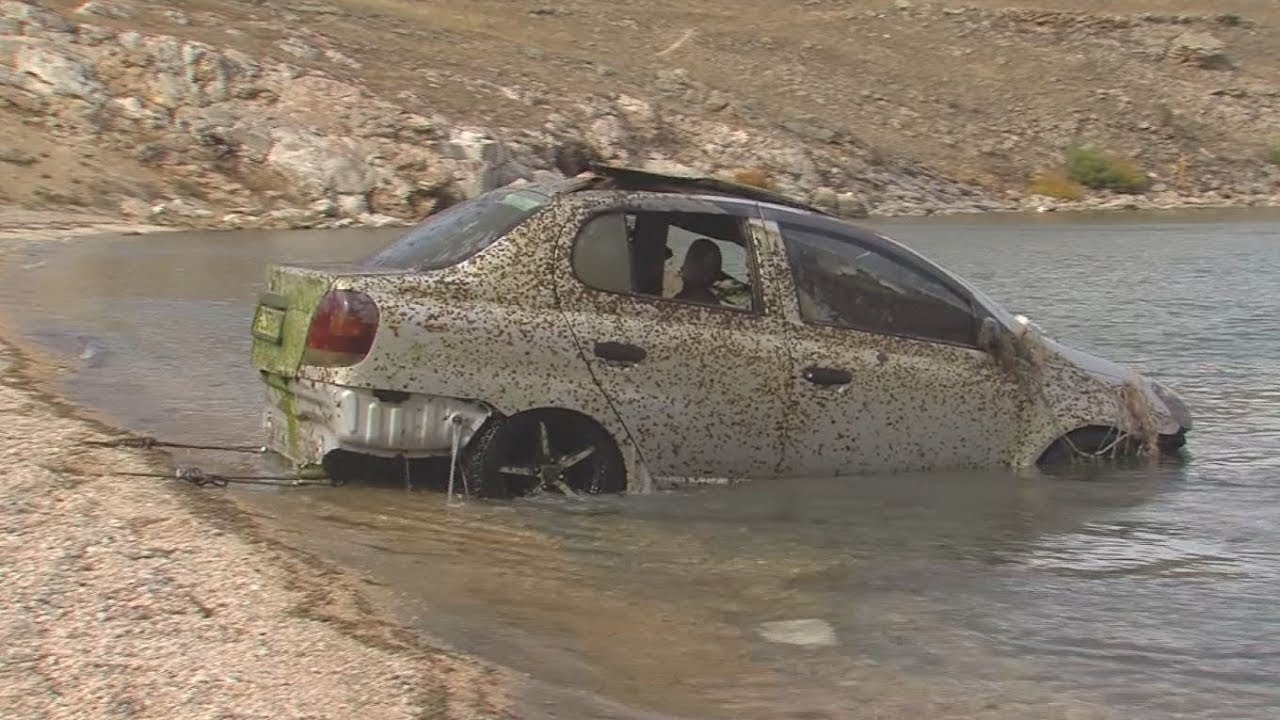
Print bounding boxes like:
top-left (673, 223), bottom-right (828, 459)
top-left (552, 194), bottom-right (793, 480)
top-left (758, 209), bottom-right (1028, 476)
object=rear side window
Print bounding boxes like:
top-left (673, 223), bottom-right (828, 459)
top-left (572, 209), bottom-right (761, 313)
top-left (363, 187), bottom-right (550, 270)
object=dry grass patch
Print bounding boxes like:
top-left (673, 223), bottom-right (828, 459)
top-left (732, 167), bottom-right (775, 189)
top-left (1028, 169), bottom-right (1086, 201)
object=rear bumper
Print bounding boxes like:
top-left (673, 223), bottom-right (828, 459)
top-left (261, 376), bottom-right (491, 467)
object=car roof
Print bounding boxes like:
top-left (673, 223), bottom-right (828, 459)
top-left (541, 163), bottom-right (832, 217)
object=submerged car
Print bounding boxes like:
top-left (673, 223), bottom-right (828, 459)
top-left (249, 165), bottom-right (1192, 497)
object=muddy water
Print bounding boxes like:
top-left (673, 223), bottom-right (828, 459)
top-left (1, 210), bottom-right (1278, 718)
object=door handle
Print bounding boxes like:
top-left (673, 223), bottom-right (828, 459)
top-left (594, 341), bottom-right (647, 365)
top-left (802, 366), bottom-right (852, 386)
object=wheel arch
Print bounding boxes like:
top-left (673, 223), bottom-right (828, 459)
top-left (1036, 424), bottom-right (1129, 465)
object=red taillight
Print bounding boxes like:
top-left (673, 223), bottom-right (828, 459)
top-left (302, 290), bottom-right (379, 367)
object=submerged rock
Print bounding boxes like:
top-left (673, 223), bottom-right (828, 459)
top-left (757, 619), bottom-right (838, 647)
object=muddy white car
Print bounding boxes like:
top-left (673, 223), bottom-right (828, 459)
top-left (249, 166), bottom-right (1192, 497)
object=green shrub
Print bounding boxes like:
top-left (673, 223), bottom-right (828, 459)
top-left (1065, 146), bottom-right (1151, 193)
top-left (1268, 146), bottom-right (1280, 165)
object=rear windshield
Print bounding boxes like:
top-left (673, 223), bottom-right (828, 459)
top-left (362, 187), bottom-right (551, 270)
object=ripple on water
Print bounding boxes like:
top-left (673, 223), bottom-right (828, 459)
top-left (1015, 520), bottom-right (1248, 579)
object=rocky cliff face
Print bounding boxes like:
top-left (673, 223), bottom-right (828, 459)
top-left (2, 0), bottom-right (1278, 229)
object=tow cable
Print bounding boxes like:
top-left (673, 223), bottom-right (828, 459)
top-left (80, 433), bottom-right (476, 498)
top-left (83, 436), bottom-right (270, 454)
top-left (116, 467), bottom-right (333, 489)
top-left (81, 435), bottom-right (335, 489)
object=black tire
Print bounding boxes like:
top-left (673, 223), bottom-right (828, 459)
top-left (461, 409), bottom-right (626, 499)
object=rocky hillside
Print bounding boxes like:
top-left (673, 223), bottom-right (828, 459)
top-left (2, 0), bottom-right (1278, 229)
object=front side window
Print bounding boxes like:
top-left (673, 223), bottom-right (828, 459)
top-left (363, 187), bottom-right (550, 270)
top-left (571, 209), bottom-right (758, 312)
top-left (779, 222), bottom-right (977, 346)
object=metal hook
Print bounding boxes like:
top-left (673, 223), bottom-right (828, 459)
top-left (445, 414), bottom-right (467, 508)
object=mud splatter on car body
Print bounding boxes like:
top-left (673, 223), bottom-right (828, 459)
top-left (248, 166), bottom-right (1192, 494)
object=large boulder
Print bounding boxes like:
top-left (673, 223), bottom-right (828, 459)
top-left (139, 38), bottom-right (249, 108)
top-left (265, 129), bottom-right (385, 198)
top-left (440, 127), bottom-right (531, 197)
top-left (0, 1), bottom-right (75, 33)
top-left (9, 40), bottom-right (102, 98)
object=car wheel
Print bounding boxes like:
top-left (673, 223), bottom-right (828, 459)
top-left (462, 409), bottom-right (627, 499)
top-left (1038, 426), bottom-right (1141, 464)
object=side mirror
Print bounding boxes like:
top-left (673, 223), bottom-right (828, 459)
top-left (977, 316), bottom-right (1005, 354)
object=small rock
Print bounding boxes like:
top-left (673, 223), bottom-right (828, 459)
top-left (335, 193), bottom-right (368, 216)
top-left (0, 147), bottom-right (37, 166)
top-left (323, 49), bottom-right (360, 68)
top-left (810, 187), bottom-right (839, 212)
top-left (1167, 31), bottom-right (1233, 70)
top-left (263, 207), bottom-right (317, 227)
top-left (835, 193), bottom-right (869, 218)
top-left (309, 198), bottom-right (338, 217)
top-left (149, 198), bottom-right (215, 220)
top-left (277, 38), bottom-right (321, 61)
top-left (356, 213), bottom-right (405, 228)
top-left (782, 120), bottom-right (836, 143)
top-left (704, 91), bottom-right (730, 112)
top-left (640, 158), bottom-right (699, 177)
top-left (75, 1), bottom-right (132, 19)
top-left (117, 31), bottom-right (144, 50)
top-left (75, 26), bottom-right (116, 45)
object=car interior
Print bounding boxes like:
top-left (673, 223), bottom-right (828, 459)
top-left (574, 210), bottom-right (756, 311)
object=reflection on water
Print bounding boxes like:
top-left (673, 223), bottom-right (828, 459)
top-left (1, 209), bottom-right (1278, 719)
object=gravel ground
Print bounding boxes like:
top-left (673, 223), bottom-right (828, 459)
top-left (0, 341), bottom-right (509, 719)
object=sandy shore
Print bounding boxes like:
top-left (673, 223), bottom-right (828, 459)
top-left (0, 209), bottom-right (180, 243)
top-left (0, 222), bottom-right (509, 720)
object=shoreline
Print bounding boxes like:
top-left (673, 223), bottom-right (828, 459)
top-left (0, 297), bottom-right (510, 716)
top-left (5, 190), bottom-right (1279, 241)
